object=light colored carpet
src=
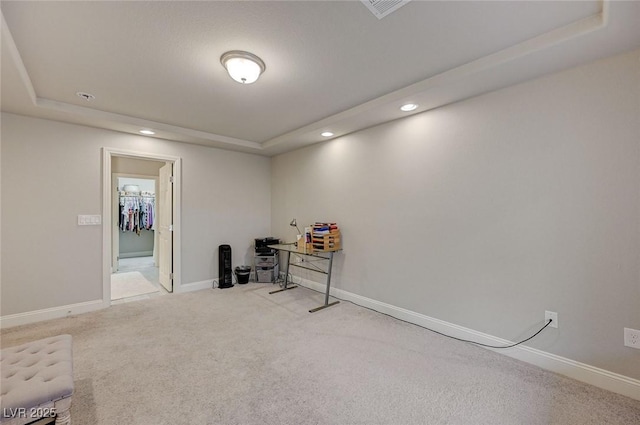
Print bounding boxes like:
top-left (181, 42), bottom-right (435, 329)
top-left (110, 271), bottom-right (159, 300)
top-left (1, 284), bottom-right (639, 425)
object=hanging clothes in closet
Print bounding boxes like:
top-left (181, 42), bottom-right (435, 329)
top-left (119, 191), bottom-right (155, 235)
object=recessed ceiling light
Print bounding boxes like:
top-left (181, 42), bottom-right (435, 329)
top-left (76, 92), bottom-right (95, 101)
top-left (321, 131), bottom-right (334, 137)
top-left (139, 130), bottom-right (155, 135)
top-left (400, 103), bottom-right (418, 112)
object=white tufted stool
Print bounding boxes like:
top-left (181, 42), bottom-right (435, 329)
top-left (1, 335), bottom-right (74, 425)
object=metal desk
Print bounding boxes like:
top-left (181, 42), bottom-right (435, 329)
top-left (267, 243), bottom-right (340, 313)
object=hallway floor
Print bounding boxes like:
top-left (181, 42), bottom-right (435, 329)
top-left (111, 256), bottom-right (169, 304)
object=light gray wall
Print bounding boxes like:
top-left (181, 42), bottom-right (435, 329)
top-left (271, 49), bottom-right (640, 379)
top-left (119, 231), bottom-right (154, 257)
top-left (113, 157), bottom-right (165, 176)
top-left (1, 115), bottom-right (271, 315)
top-left (117, 176), bottom-right (157, 192)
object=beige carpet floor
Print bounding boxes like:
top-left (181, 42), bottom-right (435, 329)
top-left (1, 284), bottom-right (639, 425)
top-left (111, 271), bottom-right (159, 300)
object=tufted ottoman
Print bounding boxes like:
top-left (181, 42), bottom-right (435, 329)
top-left (1, 335), bottom-right (74, 425)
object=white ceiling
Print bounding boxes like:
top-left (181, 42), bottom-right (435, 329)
top-left (1, 1), bottom-right (639, 156)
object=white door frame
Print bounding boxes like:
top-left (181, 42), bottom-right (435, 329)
top-left (102, 147), bottom-right (182, 305)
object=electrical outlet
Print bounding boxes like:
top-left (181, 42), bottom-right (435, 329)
top-left (624, 328), bottom-right (640, 349)
top-left (545, 311), bottom-right (558, 328)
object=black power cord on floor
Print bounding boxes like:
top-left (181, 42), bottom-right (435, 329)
top-left (296, 279), bottom-right (554, 349)
top-left (418, 318), bottom-right (553, 349)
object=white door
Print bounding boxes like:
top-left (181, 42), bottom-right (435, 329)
top-left (158, 163), bottom-right (173, 292)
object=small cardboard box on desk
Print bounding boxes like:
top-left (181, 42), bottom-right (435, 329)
top-left (296, 228), bottom-right (313, 254)
top-left (296, 241), bottom-right (314, 254)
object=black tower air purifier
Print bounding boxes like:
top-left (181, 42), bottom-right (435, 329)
top-left (218, 244), bottom-right (233, 288)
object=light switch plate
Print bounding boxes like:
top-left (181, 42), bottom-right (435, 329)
top-left (78, 215), bottom-right (102, 225)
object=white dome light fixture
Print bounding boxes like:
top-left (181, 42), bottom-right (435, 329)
top-left (139, 129), bottom-right (155, 135)
top-left (321, 131), bottom-right (334, 137)
top-left (220, 50), bottom-right (266, 84)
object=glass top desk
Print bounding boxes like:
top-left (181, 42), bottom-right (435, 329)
top-left (267, 243), bottom-right (340, 313)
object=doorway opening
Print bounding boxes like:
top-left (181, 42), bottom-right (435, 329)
top-left (111, 174), bottom-right (168, 303)
top-left (102, 148), bottom-right (181, 306)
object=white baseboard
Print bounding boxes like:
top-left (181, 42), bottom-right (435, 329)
top-left (0, 299), bottom-right (108, 329)
top-left (176, 279), bottom-right (213, 293)
top-left (0, 279), bottom-right (214, 328)
top-left (292, 275), bottom-right (640, 401)
top-left (119, 251), bottom-right (153, 259)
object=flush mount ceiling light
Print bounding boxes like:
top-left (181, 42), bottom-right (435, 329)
top-left (321, 131), bottom-right (334, 137)
top-left (139, 129), bottom-right (155, 135)
top-left (400, 103), bottom-right (418, 112)
top-left (220, 50), bottom-right (266, 84)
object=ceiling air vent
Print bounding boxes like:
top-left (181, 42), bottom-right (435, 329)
top-left (360, 0), bottom-right (412, 20)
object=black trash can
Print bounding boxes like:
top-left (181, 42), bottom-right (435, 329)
top-left (235, 266), bottom-right (251, 284)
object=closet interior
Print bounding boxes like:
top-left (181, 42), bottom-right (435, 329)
top-left (111, 177), bottom-right (168, 302)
